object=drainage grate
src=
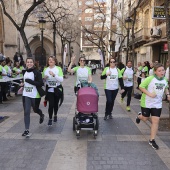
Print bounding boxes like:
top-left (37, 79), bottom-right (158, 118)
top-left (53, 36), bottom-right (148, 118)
top-left (0, 116), bottom-right (9, 123)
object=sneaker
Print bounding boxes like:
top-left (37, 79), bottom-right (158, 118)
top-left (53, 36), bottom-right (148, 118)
top-left (48, 119), bottom-right (52, 126)
top-left (126, 106), bottom-right (131, 111)
top-left (136, 112), bottom-right (141, 124)
top-left (104, 116), bottom-right (108, 120)
top-left (39, 114), bottom-right (44, 124)
top-left (54, 116), bottom-right (57, 122)
top-left (22, 130), bottom-right (30, 137)
top-left (121, 98), bottom-right (123, 103)
top-left (149, 139), bottom-right (159, 150)
top-left (109, 115), bottom-right (113, 119)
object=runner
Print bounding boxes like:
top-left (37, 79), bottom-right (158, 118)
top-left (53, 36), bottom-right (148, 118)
top-left (120, 60), bottom-right (134, 111)
top-left (68, 55), bottom-right (92, 90)
top-left (135, 62), bottom-right (143, 89)
top-left (101, 58), bottom-right (124, 120)
top-left (22, 57), bottom-right (45, 137)
top-left (136, 63), bottom-right (170, 150)
top-left (43, 56), bottom-right (64, 126)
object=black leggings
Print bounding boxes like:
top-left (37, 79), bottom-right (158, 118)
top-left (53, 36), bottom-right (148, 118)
top-left (121, 86), bottom-right (133, 106)
top-left (47, 92), bottom-right (60, 119)
top-left (137, 77), bottom-right (141, 88)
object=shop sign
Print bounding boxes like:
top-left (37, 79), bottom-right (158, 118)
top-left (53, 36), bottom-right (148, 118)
top-left (152, 6), bottom-right (168, 19)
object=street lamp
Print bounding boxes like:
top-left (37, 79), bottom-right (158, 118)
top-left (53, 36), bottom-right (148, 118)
top-left (125, 17), bottom-right (132, 63)
top-left (38, 17), bottom-right (46, 66)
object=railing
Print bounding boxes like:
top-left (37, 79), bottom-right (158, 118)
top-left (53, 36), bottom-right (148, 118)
top-left (129, 28), bottom-right (150, 43)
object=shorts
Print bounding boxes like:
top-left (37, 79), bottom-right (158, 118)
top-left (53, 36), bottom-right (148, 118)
top-left (141, 107), bottom-right (162, 117)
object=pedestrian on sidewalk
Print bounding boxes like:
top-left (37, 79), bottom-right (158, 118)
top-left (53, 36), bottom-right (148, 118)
top-left (68, 55), bottom-right (92, 93)
top-left (43, 56), bottom-right (64, 126)
top-left (136, 63), bottom-right (170, 150)
top-left (120, 60), bottom-right (134, 111)
top-left (22, 58), bottom-right (45, 137)
top-left (101, 58), bottom-right (124, 120)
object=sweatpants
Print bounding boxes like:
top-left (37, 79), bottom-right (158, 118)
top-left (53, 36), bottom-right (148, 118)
top-left (22, 96), bottom-right (42, 129)
top-left (121, 86), bottom-right (133, 106)
top-left (47, 92), bottom-right (60, 119)
top-left (104, 89), bottom-right (118, 116)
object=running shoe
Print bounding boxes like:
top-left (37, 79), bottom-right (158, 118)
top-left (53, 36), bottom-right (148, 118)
top-left (121, 98), bottom-right (123, 103)
top-left (48, 119), bottom-right (52, 126)
top-left (22, 130), bottom-right (30, 137)
top-left (149, 139), bottom-right (159, 150)
top-left (126, 106), bottom-right (131, 111)
top-left (109, 115), bottom-right (113, 119)
top-left (136, 112), bottom-right (141, 124)
top-left (39, 114), bottom-right (44, 124)
top-left (54, 116), bottom-right (57, 123)
top-left (104, 116), bottom-right (108, 120)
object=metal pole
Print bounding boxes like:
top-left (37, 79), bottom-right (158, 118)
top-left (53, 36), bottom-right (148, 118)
top-left (41, 29), bottom-right (44, 66)
top-left (126, 28), bottom-right (129, 63)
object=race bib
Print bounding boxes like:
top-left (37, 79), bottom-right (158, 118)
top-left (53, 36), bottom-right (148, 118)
top-left (127, 78), bottom-right (133, 82)
top-left (25, 87), bottom-right (33, 93)
top-left (110, 75), bottom-right (117, 80)
top-left (48, 79), bottom-right (57, 88)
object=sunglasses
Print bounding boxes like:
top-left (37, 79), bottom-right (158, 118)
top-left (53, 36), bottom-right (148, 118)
top-left (110, 61), bottom-right (115, 63)
top-left (80, 60), bottom-right (85, 62)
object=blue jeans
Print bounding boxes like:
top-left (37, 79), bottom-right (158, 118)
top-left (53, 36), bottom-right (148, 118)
top-left (104, 89), bottom-right (118, 116)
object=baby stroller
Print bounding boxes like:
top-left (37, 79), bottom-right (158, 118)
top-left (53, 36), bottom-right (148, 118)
top-left (73, 82), bottom-right (99, 138)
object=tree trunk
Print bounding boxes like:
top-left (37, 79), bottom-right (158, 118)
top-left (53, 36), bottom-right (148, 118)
top-left (164, 1), bottom-right (170, 118)
top-left (20, 30), bottom-right (32, 57)
top-left (53, 22), bottom-right (56, 57)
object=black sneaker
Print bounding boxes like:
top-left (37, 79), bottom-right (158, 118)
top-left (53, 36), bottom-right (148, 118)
top-left (39, 114), bottom-right (44, 124)
top-left (22, 130), bottom-right (30, 137)
top-left (48, 119), bottom-right (52, 126)
top-left (104, 116), bottom-right (108, 120)
top-left (109, 115), bottom-right (113, 119)
top-left (53, 116), bottom-right (57, 123)
top-left (136, 112), bottom-right (141, 124)
top-left (149, 139), bottom-right (159, 150)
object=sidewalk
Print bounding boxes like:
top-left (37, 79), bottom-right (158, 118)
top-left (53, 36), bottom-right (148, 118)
top-left (0, 70), bottom-right (170, 170)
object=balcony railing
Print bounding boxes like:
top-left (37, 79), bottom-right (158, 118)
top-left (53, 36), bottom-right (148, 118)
top-left (129, 28), bottom-right (150, 44)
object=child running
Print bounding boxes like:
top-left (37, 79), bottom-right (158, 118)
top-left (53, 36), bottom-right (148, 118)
top-left (136, 63), bottom-right (170, 150)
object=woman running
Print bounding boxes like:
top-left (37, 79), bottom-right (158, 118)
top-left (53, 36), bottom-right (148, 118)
top-left (101, 58), bottom-right (124, 120)
top-left (43, 56), bottom-right (63, 126)
top-left (22, 57), bottom-right (45, 137)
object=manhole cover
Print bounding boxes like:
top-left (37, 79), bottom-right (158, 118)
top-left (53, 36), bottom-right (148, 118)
top-left (0, 116), bottom-right (9, 123)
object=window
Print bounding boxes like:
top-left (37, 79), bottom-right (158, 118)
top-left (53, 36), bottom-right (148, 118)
top-left (94, 13), bottom-right (104, 19)
top-left (85, 17), bottom-right (93, 21)
top-left (84, 40), bottom-right (91, 45)
top-left (85, 1), bottom-right (93, 5)
top-left (85, 8), bottom-right (93, 13)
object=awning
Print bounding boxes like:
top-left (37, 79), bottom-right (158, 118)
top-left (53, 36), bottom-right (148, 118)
top-left (143, 38), bottom-right (167, 47)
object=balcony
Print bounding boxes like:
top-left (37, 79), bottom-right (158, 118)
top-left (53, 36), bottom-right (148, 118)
top-left (129, 28), bottom-right (150, 45)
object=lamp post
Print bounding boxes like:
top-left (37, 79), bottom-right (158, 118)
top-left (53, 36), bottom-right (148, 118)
top-left (125, 17), bottom-right (132, 63)
top-left (39, 17), bottom-right (46, 66)
top-left (109, 39), bottom-right (113, 59)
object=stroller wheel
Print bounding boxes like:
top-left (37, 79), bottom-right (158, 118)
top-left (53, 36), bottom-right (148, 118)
top-left (76, 130), bottom-right (80, 139)
top-left (93, 130), bottom-right (98, 138)
top-left (94, 117), bottom-right (99, 130)
top-left (73, 117), bottom-right (76, 131)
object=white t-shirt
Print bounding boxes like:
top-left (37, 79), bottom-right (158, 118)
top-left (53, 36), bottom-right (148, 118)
top-left (2, 67), bottom-right (8, 80)
top-left (23, 71), bottom-right (39, 98)
top-left (165, 67), bottom-right (169, 81)
top-left (44, 66), bottom-right (63, 92)
top-left (140, 76), bottom-right (168, 108)
top-left (122, 67), bottom-right (134, 87)
top-left (73, 66), bottom-right (91, 86)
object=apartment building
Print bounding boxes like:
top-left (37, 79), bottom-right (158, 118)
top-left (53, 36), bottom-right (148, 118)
top-left (79, 0), bottom-right (108, 64)
top-left (115, 0), bottom-right (168, 67)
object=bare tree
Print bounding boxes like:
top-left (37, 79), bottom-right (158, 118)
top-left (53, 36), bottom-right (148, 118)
top-left (0, 0), bottom-right (45, 57)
